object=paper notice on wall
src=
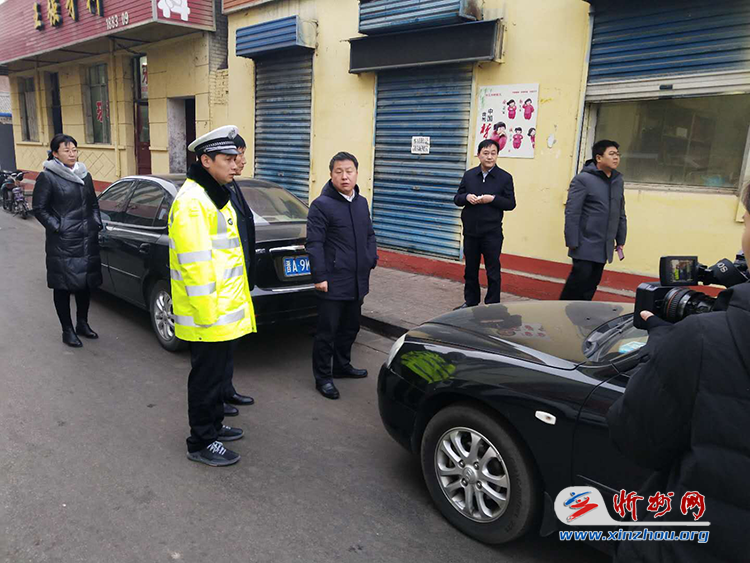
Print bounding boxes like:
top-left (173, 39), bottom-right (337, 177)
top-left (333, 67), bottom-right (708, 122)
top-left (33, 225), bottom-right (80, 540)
top-left (475, 83), bottom-right (539, 159)
top-left (411, 136), bottom-right (430, 155)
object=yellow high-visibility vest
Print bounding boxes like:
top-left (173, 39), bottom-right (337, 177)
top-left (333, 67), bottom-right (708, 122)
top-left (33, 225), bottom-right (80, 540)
top-left (168, 178), bottom-right (256, 342)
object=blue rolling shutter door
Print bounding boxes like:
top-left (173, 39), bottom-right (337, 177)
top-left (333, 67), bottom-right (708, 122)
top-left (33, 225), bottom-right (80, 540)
top-left (254, 52), bottom-right (313, 201)
top-left (373, 65), bottom-right (472, 259)
top-left (589, 0), bottom-right (750, 83)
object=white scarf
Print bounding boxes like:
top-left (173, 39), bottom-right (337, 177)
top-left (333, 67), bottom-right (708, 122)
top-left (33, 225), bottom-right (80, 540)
top-left (43, 158), bottom-right (89, 185)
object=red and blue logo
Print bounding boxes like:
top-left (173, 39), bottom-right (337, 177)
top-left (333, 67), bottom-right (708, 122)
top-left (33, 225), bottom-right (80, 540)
top-left (563, 490), bottom-right (599, 523)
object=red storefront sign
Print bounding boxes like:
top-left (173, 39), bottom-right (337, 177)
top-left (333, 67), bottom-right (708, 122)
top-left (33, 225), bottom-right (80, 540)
top-left (0, 0), bottom-right (215, 65)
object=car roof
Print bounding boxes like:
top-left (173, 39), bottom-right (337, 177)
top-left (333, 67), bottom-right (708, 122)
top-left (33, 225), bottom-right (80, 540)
top-left (118, 175), bottom-right (288, 196)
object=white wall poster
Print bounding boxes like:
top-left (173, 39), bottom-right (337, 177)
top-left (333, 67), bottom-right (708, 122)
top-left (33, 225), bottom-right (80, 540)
top-left (475, 83), bottom-right (539, 159)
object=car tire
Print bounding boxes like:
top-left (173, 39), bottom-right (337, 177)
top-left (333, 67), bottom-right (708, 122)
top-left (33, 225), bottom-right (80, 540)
top-left (420, 403), bottom-right (540, 544)
top-left (149, 280), bottom-right (186, 352)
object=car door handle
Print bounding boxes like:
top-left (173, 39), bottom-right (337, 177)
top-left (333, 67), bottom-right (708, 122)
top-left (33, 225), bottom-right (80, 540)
top-left (139, 243), bottom-right (151, 254)
top-left (105, 224), bottom-right (114, 231)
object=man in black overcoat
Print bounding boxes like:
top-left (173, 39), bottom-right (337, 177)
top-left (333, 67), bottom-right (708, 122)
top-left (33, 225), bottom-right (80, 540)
top-left (221, 134), bottom-right (256, 417)
top-left (306, 152), bottom-right (378, 400)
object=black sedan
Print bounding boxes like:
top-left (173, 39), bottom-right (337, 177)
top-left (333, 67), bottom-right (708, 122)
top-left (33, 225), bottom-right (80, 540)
top-left (378, 300), bottom-right (652, 545)
top-left (96, 175), bottom-right (317, 351)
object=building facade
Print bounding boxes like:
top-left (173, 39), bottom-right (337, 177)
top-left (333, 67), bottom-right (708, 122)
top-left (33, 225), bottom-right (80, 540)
top-left (0, 0), bottom-right (229, 186)
top-left (3, 0), bottom-right (746, 283)
top-left (224, 0), bottom-right (592, 270)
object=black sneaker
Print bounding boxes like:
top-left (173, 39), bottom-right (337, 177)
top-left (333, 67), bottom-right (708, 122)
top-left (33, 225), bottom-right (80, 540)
top-left (217, 425), bottom-right (244, 442)
top-left (186, 441), bottom-right (240, 467)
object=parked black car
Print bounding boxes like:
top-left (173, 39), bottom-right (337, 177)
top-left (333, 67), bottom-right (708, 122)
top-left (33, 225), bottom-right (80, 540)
top-left (97, 175), bottom-right (317, 351)
top-left (378, 300), bottom-right (652, 546)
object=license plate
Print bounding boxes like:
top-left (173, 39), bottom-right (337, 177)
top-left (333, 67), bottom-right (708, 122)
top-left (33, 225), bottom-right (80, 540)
top-left (283, 256), bottom-right (311, 277)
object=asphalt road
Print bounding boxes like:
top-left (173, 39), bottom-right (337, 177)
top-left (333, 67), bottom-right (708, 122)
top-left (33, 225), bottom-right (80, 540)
top-left (0, 210), bottom-right (609, 563)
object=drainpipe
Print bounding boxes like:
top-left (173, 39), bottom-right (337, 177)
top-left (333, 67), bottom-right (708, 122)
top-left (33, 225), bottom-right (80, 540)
top-left (110, 41), bottom-right (121, 180)
top-left (34, 60), bottom-right (45, 146)
top-left (571, 4), bottom-right (595, 179)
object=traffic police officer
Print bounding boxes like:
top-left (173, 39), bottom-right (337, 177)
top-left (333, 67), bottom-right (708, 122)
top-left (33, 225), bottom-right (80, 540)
top-left (169, 125), bottom-right (256, 467)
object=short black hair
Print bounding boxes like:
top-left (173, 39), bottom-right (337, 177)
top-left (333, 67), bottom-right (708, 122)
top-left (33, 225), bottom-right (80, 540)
top-left (329, 152), bottom-right (358, 172)
top-left (233, 134), bottom-right (246, 149)
top-left (515, 127), bottom-right (523, 133)
top-left (592, 139), bottom-right (619, 161)
top-left (48, 134), bottom-right (77, 159)
top-left (493, 122), bottom-right (506, 131)
top-left (528, 128), bottom-right (536, 135)
top-left (200, 153), bottom-right (221, 165)
top-left (525, 98), bottom-right (533, 104)
top-left (478, 139), bottom-right (500, 153)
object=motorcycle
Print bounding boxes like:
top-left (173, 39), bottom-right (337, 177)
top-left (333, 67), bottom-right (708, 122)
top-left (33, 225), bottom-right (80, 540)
top-left (1, 170), bottom-right (14, 213)
top-left (2, 172), bottom-right (28, 219)
top-left (11, 182), bottom-right (29, 219)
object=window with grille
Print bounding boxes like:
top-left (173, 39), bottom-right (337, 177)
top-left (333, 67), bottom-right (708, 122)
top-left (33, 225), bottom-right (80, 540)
top-left (83, 64), bottom-right (111, 144)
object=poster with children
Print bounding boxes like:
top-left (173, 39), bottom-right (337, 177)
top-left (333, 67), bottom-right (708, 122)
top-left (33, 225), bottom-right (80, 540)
top-left (475, 84), bottom-right (539, 159)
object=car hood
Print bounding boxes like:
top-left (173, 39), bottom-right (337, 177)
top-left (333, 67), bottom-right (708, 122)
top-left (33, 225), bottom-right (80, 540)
top-left (426, 300), bottom-right (633, 367)
top-left (255, 222), bottom-right (306, 244)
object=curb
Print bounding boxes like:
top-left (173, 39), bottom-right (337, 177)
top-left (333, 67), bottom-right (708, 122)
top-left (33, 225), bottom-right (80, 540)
top-left (360, 311), bottom-right (410, 339)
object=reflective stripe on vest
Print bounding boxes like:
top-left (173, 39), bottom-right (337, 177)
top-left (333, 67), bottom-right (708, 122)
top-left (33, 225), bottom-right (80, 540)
top-left (175, 306), bottom-right (246, 328)
top-left (184, 281), bottom-right (217, 297)
top-left (178, 249), bottom-right (212, 264)
top-left (224, 266), bottom-right (244, 280)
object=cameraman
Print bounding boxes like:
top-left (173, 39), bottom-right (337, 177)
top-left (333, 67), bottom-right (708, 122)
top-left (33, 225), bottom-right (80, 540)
top-left (607, 187), bottom-right (750, 561)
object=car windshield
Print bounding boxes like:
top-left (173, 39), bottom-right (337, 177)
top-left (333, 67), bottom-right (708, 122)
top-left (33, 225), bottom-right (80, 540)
top-left (582, 314), bottom-right (649, 363)
top-left (239, 186), bottom-right (308, 225)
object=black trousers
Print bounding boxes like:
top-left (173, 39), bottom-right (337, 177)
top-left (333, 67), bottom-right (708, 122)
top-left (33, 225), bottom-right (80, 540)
top-left (187, 340), bottom-right (232, 452)
top-left (560, 259), bottom-right (605, 301)
top-left (222, 339), bottom-right (239, 401)
top-left (464, 234), bottom-right (504, 306)
top-left (53, 288), bottom-right (91, 330)
top-left (312, 298), bottom-right (362, 386)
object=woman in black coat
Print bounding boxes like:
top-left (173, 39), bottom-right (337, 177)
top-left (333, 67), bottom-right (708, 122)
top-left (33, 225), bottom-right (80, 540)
top-left (606, 186), bottom-right (750, 562)
top-left (32, 134), bottom-right (103, 347)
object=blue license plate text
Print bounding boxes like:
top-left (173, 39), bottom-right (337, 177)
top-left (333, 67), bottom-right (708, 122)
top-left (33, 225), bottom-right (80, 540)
top-left (283, 256), bottom-right (310, 277)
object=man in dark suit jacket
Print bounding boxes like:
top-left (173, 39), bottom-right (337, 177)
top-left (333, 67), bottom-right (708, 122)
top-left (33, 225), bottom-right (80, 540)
top-left (221, 134), bottom-right (257, 416)
top-left (560, 139), bottom-right (627, 301)
top-left (454, 139), bottom-right (517, 308)
top-left (306, 152), bottom-right (378, 400)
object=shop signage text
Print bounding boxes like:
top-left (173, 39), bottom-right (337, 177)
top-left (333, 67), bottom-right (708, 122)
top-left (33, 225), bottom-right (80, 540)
top-left (33, 0), bottom-right (105, 31)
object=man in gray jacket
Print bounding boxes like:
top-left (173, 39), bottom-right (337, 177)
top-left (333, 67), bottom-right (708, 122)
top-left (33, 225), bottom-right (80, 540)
top-left (560, 140), bottom-right (627, 300)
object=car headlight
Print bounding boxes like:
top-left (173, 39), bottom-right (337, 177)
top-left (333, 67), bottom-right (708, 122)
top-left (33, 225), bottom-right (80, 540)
top-left (386, 334), bottom-right (407, 368)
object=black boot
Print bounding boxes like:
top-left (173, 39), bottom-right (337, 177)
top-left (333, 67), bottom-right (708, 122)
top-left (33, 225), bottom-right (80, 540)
top-left (62, 327), bottom-right (83, 348)
top-left (75, 320), bottom-right (98, 339)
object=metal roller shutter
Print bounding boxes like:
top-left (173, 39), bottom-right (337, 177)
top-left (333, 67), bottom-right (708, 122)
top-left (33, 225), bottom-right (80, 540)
top-left (589, 0), bottom-right (750, 84)
top-left (359, 0), bottom-right (480, 34)
top-left (373, 65), bottom-right (472, 259)
top-left (254, 52), bottom-right (313, 201)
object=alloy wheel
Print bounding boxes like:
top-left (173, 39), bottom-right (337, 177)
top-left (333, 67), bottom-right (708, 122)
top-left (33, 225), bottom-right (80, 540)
top-left (435, 426), bottom-right (510, 523)
top-left (153, 290), bottom-right (176, 342)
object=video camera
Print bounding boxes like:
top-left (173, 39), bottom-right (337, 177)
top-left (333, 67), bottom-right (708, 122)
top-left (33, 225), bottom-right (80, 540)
top-left (633, 254), bottom-right (748, 329)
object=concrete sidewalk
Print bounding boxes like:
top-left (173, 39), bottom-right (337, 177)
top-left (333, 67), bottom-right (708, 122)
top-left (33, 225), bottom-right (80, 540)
top-left (361, 266), bottom-right (528, 338)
